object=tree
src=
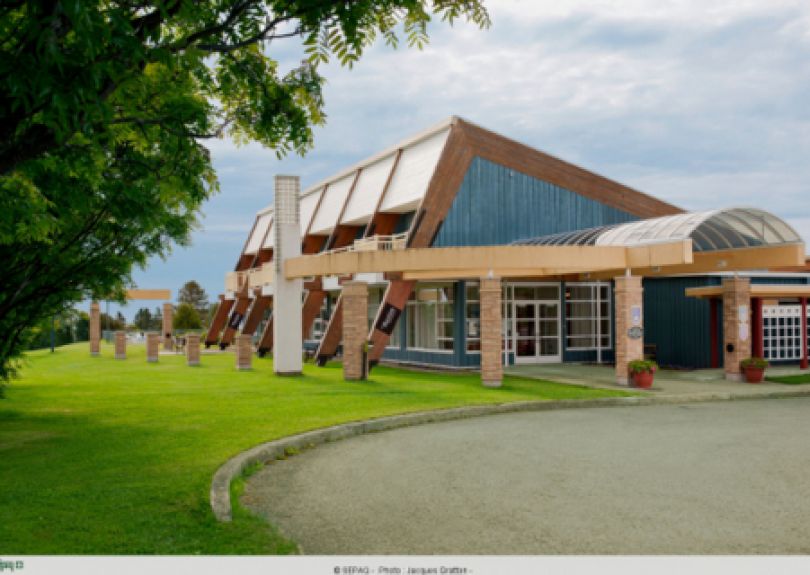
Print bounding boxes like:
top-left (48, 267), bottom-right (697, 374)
top-left (0, 1), bottom-right (490, 381)
top-left (133, 308), bottom-right (153, 331)
top-left (173, 303), bottom-right (202, 330)
top-left (178, 281), bottom-right (210, 323)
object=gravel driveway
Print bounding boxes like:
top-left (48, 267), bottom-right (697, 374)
top-left (242, 398), bottom-right (810, 554)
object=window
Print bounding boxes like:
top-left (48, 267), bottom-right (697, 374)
top-left (406, 283), bottom-right (454, 352)
top-left (308, 292), bottom-right (337, 341)
top-left (565, 283), bottom-right (611, 350)
top-left (466, 283), bottom-right (480, 352)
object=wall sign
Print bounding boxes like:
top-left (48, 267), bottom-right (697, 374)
top-left (374, 303), bottom-right (402, 336)
top-left (628, 326), bottom-right (643, 340)
top-left (631, 305), bottom-right (642, 327)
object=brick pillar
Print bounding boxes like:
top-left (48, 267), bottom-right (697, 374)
top-left (236, 334), bottom-right (253, 371)
top-left (89, 301), bottom-right (101, 356)
top-left (480, 277), bottom-right (503, 388)
top-left (723, 277), bottom-right (751, 381)
top-left (162, 302), bottom-right (174, 351)
top-left (114, 331), bottom-right (126, 360)
top-left (186, 333), bottom-right (201, 367)
top-left (146, 332), bottom-right (159, 363)
top-left (342, 281), bottom-right (369, 381)
top-left (614, 275), bottom-right (644, 386)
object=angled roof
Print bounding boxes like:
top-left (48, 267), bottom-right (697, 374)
top-left (240, 116), bottom-right (683, 259)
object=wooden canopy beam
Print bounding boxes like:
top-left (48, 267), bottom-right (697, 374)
top-left (686, 283), bottom-right (810, 300)
top-left (125, 289), bottom-right (171, 300)
top-left (284, 241), bottom-right (693, 280)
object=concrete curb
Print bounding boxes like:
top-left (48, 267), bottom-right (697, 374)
top-left (211, 387), bottom-right (810, 522)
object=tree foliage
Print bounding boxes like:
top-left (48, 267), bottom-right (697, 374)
top-left (173, 303), bottom-right (202, 330)
top-left (177, 280), bottom-right (210, 323)
top-left (0, 0), bottom-right (490, 382)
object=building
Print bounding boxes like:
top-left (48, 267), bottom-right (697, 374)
top-left (205, 117), bottom-right (809, 385)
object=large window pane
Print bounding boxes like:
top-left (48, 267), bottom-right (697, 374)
top-left (406, 283), bottom-right (454, 352)
top-left (565, 282), bottom-right (612, 351)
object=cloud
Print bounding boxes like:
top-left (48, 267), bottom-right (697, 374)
top-left (125, 0), bottom-right (810, 318)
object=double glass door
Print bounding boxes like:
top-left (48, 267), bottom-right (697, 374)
top-left (514, 300), bottom-right (561, 364)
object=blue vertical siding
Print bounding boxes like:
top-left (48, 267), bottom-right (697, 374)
top-left (433, 156), bottom-right (638, 247)
top-left (643, 277), bottom-right (721, 369)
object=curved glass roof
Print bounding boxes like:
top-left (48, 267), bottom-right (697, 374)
top-left (512, 208), bottom-right (802, 252)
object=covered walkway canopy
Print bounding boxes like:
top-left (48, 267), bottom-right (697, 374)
top-left (284, 208), bottom-right (805, 281)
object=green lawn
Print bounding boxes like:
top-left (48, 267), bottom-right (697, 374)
top-left (765, 373), bottom-right (810, 385)
top-left (0, 342), bottom-right (633, 554)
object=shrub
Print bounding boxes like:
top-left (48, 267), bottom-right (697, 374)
top-left (628, 359), bottom-right (658, 374)
top-left (741, 357), bottom-right (769, 369)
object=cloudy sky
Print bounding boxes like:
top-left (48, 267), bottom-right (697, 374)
top-left (116, 0), bottom-right (810, 317)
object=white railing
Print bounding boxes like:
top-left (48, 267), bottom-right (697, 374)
top-left (350, 232), bottom-right (409, 253)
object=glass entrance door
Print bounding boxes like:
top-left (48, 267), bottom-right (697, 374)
top-left (513, 300), bottom-right (561, 364)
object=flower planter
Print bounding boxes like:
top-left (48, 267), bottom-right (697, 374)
top-left (744, 365), bottom-right (765, 384)
top-left (631, 370), bottom-right (654, 389)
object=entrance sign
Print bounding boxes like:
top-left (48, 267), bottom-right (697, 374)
top-left (631, 305), bottom-right (642, 327)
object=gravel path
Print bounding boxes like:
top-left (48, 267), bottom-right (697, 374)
top-left (242, 398), bottom-right (810, 554)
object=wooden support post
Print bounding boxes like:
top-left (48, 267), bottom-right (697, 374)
top-left (710, 298), bottom-right (720, 369)
top-left (315, 296), bottom-right (343, 365)
top-left (204, 295), bottom-right (234, 348)
top-left (242, 292), bottom-right (271, 336)
top-left (220, 291), bottom-right (251, 348)
top-left (256, 315), bottom-right (274, 357)
top-left (367, 279), bottom-right (416, 365)
top-left (302, 289), bottom-right (328, 342)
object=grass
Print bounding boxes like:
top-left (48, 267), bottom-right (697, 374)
top-left (0, 342), bottom-right (634, 554)
top-left (765, 373), bottom-right (810, 385)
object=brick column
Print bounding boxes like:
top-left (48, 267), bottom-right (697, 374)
top-left (723, 277), bottom-right (751, 381)
top-left (89, 301), bottom-right (101, 356)
top-left (614, 275), bottom-right (644, 386)
top-left (162, 302), bottom-right (174, 351)
top-left (186, 333), bottom-right (201, 367)
top-left (236, 334), bottom-right (253, 371)
top-left (480, 277), bottom-right (503, 388)
top-left (114, 331), bottom-right (126, 360)
top-left (342, 281), bottom-right (368, 381)
top-left (146, 332), bottom-right (159, 363)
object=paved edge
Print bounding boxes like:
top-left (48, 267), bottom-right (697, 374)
top-left (211, 387), bottom-right (810, 522)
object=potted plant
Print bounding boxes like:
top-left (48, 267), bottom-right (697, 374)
top-left (740, 357), bottom-right (768, 383)
top-left (628, 359), bottom-right (658, 389)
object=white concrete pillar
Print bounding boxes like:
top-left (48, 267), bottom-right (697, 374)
top-left (272, 175), bottom-right (303, 376)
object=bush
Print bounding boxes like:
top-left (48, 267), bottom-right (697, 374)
top-left (628, 359), bottom-right (658, 374)
top-left (741, 357), bottom-right (768, 369)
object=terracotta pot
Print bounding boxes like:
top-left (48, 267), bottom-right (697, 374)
top-left (744, 365), bottom-right (765, 384)
top-left (631, 370), bottom-right (654, 389)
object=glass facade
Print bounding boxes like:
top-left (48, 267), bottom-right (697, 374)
top-left (406, 283), bottom-right (454, 352)
top-left (564, 283), bottom-right (611, 350)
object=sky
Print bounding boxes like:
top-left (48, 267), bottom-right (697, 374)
top-left (111, 0), bottom-right (810, 319)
